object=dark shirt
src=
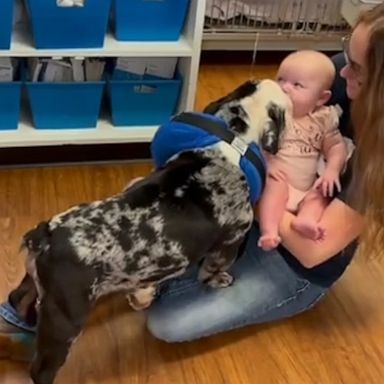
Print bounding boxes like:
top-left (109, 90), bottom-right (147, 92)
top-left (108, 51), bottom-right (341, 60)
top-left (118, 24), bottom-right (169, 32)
top-left (277, 53), bottom-right (358, 287)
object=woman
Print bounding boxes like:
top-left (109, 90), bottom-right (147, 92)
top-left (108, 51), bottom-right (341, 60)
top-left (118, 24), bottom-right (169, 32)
top-left (0, 3), bottom-right (382, 355)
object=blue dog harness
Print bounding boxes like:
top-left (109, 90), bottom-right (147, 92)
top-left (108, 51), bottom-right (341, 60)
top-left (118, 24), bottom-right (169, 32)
top-left (150, 112), bottom-right (266, 205)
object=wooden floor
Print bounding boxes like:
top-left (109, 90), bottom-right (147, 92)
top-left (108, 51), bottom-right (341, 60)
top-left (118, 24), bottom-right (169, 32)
top-left (1, 63), bottom-right (384, 384)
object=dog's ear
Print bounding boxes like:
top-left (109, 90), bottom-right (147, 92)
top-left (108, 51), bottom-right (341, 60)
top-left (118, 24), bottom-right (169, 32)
top-left (203, 80), bottom-right (260, 115)
top-left (268, 102), bottom-right (286, 136)
top-left (260, 102), bottom-right (286, 155)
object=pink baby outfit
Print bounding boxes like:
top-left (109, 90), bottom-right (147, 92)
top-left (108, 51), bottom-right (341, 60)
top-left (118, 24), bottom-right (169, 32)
top-left (269, 105), bottom-right (343, 212)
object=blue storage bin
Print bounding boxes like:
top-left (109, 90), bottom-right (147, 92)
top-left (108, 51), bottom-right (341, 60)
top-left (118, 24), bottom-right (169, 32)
top-left (108, 74), bottom-right (182, 126)
top-left (0, 0), bottom-right (14, 49)
top-left (114, 0), bottom-right (190, 41)
top-left (25, 0), bottom-right (112, 49)
top-left (26, 82), bottom-right (104, 129)
top-left (0, 82), bottom-right (22, 130)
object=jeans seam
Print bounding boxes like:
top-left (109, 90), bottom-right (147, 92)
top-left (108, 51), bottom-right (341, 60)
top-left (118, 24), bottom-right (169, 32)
top-left (230, 281), bottom-right (314, 331)
top-left (179, 282), bottom-right (320, 343)
top-left (159, 280), bottom-right (200, 299)
top-left (158, 249), bottom-right (311, 301)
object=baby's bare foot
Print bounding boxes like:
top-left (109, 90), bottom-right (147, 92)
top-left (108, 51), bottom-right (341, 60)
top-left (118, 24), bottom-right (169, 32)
top-left (258, 234), bottom-right (282, 251)
top-left (291, 218), bottom-right (325, 241)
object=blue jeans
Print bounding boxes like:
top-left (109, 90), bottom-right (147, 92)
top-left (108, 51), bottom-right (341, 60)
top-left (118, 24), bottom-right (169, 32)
top-left (0, 225), bottom-right (327, 341)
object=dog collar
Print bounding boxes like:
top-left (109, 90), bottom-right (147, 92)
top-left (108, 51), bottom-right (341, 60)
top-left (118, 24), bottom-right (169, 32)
top-left (171, 112), bottom-right (266, 188)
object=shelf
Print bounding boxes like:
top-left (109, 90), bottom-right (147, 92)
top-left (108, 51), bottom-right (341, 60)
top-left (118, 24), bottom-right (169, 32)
top-left (0, 0), bottom-right (205, 154)
top-left (0, 24), bottom-right (194, 58)
top-left (0, 119), bottom-right (158, 148)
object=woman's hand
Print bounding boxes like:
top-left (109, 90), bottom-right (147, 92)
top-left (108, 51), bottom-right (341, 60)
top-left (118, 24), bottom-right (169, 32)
top-left (277, 198), bottom-right (363, 268)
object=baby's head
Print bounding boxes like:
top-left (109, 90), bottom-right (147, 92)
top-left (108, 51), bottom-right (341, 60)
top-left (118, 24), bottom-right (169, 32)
top-left (276, 50), bottom-right (336, 118)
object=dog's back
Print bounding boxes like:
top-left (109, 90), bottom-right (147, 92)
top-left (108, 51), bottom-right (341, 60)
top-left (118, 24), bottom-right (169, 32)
top-left (22, 150), bottom-right (252, 302)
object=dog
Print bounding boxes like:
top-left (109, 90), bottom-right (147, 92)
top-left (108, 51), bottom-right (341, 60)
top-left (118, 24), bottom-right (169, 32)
top-left (21, 79), bottom-right (291, 384)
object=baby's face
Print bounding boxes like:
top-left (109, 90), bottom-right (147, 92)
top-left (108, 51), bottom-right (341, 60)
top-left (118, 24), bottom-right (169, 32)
top-left (276, 58), bottom-right (329, 118)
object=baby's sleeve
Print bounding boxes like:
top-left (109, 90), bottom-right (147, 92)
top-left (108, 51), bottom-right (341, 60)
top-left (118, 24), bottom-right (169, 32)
top-left (320, 105), bottom-right (345, 154)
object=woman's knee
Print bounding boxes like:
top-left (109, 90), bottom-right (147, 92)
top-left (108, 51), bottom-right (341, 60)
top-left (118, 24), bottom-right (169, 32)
top-left (146, 308), bottom-right (191, 343)
top-left (145, 294), bottom-right (228, 343)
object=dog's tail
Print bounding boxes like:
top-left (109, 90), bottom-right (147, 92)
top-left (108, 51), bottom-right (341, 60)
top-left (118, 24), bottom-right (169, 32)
top-left (21, 221), bottom-right (51, 256)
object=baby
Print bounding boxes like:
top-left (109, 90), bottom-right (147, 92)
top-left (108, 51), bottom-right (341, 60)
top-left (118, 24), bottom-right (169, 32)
top-left (258, 50), bottom-right (348, 251)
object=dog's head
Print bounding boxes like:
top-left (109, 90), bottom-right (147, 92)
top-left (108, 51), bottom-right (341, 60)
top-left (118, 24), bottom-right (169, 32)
top-left (203, 79), bottom-right (292, 154)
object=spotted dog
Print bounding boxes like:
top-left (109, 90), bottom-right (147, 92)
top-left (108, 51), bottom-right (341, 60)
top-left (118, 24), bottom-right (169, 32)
top-left (22, 79), bottom-right (291, 384)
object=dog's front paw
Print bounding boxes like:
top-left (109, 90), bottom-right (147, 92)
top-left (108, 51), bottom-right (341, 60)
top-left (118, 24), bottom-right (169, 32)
top-left (127, 286), bottom-right (156, 311)
top-left (206, 272), bottom-right (234, 288)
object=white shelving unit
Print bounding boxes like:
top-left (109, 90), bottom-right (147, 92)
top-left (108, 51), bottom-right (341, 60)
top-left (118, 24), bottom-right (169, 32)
top-left (0, 0), bottom-right (206, 148)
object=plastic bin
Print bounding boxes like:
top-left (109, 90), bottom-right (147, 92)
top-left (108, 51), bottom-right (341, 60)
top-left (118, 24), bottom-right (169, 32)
top-left (108, 74), bottom-right (182, 126)
top-left (0, 0), bottom-right (14, 49)
top-left (26, 82), bottom-right (105, 129)
top-left (0, 82), bottom-right (22, 130)
top-left (25, 0), bottom-right (112, 49)
top-left (114, 0), bottom-right (190, 41)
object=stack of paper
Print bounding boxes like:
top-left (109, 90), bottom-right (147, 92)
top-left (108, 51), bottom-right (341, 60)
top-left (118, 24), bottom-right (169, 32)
top-left (28, 57), bottom-right (106, 82)
top-left (113, 58), bottom-right (178, 80)
top-left (0, 58), bottom-right (18, 82)
top-left (57, 0), bottom-right (86, 7)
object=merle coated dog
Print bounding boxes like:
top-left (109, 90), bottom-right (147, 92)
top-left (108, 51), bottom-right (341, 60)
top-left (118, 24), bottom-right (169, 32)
top-left (22, 79), bottom-right (291, 384)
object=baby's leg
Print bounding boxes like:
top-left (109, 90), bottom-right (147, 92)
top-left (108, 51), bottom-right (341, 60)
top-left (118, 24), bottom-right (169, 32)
top-left (291, 189), bottom-right (329, 241)
top-left (258, 176), bottom-right (289, 251)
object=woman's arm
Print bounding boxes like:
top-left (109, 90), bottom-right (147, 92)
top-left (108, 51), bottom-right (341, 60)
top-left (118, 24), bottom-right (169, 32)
top-left (277, 198), bottom-right (364, 268)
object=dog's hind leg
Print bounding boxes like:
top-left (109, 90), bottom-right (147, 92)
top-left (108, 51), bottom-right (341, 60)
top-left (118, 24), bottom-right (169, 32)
top-left (30, 281), bottom-right (92, 384)
top-left (198, 239), bottom-right (244, 289)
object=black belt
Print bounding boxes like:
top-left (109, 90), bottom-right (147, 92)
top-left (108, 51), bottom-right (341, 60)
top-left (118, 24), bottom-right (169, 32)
top-left (172, 112), bottom-right (266, 187)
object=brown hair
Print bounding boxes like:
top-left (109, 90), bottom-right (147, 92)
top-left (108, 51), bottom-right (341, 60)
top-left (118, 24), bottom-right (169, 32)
top-left (349, 3), bottom-right (384, 256)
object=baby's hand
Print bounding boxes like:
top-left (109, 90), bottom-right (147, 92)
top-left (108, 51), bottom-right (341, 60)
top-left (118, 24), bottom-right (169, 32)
top-left (313, 168), bottom-right (341, 197)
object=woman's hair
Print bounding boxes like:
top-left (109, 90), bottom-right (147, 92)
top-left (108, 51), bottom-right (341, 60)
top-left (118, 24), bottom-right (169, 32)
top-left (349, 3), bottom-right (384, 256)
